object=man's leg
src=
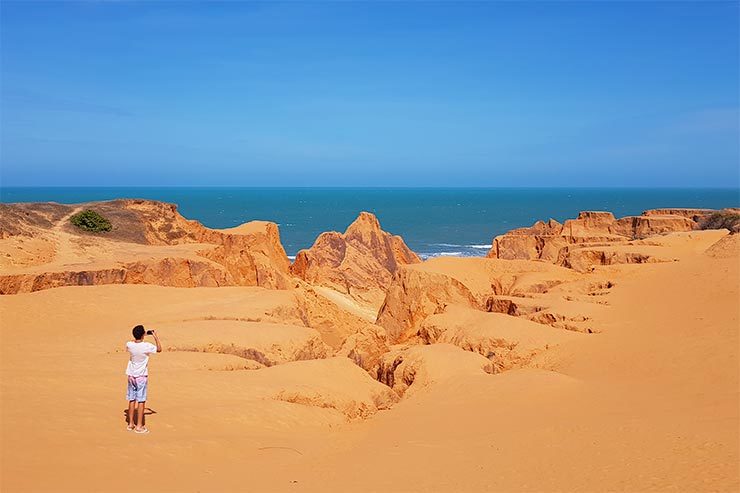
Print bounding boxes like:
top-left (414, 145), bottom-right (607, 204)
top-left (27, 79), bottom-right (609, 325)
top-left (127, 400), bottom-right (136, 428)
top-left (135, 401), bottom-right (146, 431)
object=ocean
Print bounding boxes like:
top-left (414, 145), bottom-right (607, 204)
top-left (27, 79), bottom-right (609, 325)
top-left (1, 187), bottom-right (738, 259)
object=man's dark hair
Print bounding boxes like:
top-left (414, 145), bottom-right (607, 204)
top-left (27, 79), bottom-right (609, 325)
top-left (132, 325), bottom-right (145, 340)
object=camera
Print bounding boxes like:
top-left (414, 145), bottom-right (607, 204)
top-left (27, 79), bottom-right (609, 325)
top-left (146, 330), bottom-right (154, 335)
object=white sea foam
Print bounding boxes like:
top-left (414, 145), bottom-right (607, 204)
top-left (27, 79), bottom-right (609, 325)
top-left (426, 251), bottom-right (465, 257)
top-left (287, 255), bottom-right (296, 260)
top-left (420, 248), bottom-right (490, 260)
top-left (432, 243), bottom-right (491, 250)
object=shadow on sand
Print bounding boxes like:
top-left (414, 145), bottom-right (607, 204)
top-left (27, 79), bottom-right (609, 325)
top-left (124, 407), bottom-right (156, 427)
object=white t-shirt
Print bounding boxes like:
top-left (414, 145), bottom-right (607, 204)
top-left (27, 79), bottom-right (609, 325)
top-left (126, 341), bottom-right (158, 377)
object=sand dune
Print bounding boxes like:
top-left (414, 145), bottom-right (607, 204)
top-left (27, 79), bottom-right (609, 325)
top-left (0, 203), bottom-right (737, 492)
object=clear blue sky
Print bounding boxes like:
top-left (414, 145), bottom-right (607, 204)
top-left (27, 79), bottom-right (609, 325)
top-left (1, 1), bottom-right (738, 187)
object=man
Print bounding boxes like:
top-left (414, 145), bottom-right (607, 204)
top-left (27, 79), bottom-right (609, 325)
top-left (125, 325), bottom-right (162, 434)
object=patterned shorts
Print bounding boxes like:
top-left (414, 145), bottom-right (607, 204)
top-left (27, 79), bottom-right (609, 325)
top-left (127, 376), bottom-right (148, 402)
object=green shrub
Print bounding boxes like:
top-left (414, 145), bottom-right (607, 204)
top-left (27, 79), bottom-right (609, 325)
top-left (699, 211), bottom-right (740, 234)
top-left (70, 209), bottom-right (112, 233)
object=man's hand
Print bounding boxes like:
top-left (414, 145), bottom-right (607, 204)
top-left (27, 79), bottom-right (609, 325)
top-left (151, 330), bottom-right (162, 352)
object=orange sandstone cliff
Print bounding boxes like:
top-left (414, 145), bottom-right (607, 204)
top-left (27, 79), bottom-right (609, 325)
top-left (290, 212), bottom-right (420, 308)
top-left (486, 208), bottom-right (728, 271)
top-left (0, 199), bottom-right (293, 294)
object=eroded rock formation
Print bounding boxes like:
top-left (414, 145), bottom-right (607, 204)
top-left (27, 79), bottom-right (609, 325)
top-left (418, 306), bottom-right (580, 372)
top-left (162, 320), bottom-right (330, 367)
top-left (335, 323), bottom-right (390, 373)
top-left (376, 343), bottom-right (494, 396)
top-left (290, 212), bottom-right (420, 307)
top-left (263, 357), bottom-right (400, 420)
top-left (487, 209), bottom-right (718, 271)
top-left (0, 199), bottom-right (292, 294)
top-left (375, 266), bottom-right (478, 344)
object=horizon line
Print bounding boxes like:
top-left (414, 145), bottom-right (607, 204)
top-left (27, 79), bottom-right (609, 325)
top-left (2, 185), bottom-right (739, 191)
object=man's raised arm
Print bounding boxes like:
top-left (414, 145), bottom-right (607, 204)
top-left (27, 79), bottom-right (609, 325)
top-left (152, 330), bottom-right (162, 352)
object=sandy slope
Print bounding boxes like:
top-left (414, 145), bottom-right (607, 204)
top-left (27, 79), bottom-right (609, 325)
top-left (293, 242), bottom-right (739, 492)
top-left (0, 231), bottom-right (738, 492)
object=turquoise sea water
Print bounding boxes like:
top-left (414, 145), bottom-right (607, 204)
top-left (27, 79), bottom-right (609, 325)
top-left (1, 188), bottom-right (738, 258)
